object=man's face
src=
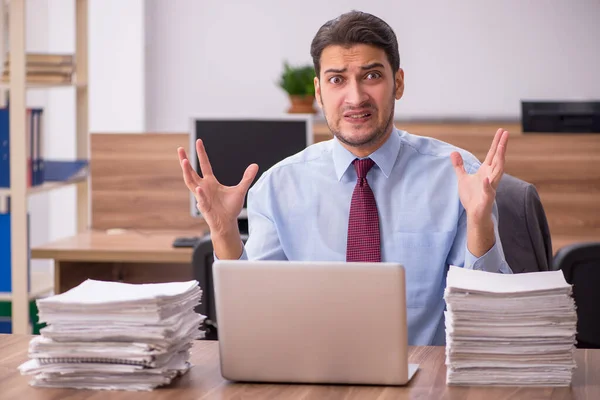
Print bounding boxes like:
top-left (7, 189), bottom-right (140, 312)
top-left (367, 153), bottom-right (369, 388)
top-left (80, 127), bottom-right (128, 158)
top-left (314, 44), bottom-right (404, 153)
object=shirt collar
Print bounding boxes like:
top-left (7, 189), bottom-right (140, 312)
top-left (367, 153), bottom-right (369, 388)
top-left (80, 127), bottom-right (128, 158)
top-left (332, 126), bottom-right (402, 181)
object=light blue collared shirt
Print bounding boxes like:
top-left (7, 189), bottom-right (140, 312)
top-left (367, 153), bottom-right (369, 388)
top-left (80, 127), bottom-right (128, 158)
top-left (234, 126), bottom-right (512, 345)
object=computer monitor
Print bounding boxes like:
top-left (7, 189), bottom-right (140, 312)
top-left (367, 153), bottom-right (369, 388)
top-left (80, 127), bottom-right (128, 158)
top-left (189, 115), bottom-right (313, 229)
top-left (521, 100), bottom-right (600, 133)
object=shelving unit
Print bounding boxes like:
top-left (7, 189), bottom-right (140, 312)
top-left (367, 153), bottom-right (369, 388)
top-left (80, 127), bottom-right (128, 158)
top-left (0, 82), bottom-right (86, 89)
top-left (0, 173), bottom-right (88, 197)
top-left (2, 0), bottom-right (89, 334)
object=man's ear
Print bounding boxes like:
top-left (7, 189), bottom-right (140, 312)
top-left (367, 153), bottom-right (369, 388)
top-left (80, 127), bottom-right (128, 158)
top-left (394, 68), bottom-right (405, 100)
top-left (314, 76), bottom-right (323, 109)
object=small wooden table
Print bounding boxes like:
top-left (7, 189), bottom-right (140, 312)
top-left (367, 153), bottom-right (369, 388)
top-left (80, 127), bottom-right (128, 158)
top-left (1, 334), bottom-right (599, 399)
top-left (31, 230), bottom-right (200, 294)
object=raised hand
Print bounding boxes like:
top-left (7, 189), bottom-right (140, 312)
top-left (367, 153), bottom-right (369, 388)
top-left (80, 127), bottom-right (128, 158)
top-left (178, 139), bottom-right (259, 236)
top-left (450, 128), bottom-right (509, 223)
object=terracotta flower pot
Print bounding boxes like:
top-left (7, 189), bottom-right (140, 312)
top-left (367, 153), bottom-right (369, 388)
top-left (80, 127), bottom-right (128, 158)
top-left (287, 95), bottom-right (316, 114)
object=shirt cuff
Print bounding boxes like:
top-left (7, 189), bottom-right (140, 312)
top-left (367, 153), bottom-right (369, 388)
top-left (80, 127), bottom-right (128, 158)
top-left (464, 241), bottom-right (513, 274)
top-left (212, 246), bottom-right (248, 262)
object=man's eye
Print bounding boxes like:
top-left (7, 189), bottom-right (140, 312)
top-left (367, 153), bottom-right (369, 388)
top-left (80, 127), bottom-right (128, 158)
top-left (328, 76), bottom-right (343, 84)
top-left (366, 72), bottom-right (381, 80)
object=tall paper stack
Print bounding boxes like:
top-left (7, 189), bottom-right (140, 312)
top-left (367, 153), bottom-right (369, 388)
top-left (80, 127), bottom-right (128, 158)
top-left (444, 266), bottom-right (577, 386)
top-left (18, 279), bottom-right (206, 391)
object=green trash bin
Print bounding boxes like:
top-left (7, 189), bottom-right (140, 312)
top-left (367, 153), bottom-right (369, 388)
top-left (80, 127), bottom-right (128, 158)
top-left (0, 297), bottom-right (46, 334)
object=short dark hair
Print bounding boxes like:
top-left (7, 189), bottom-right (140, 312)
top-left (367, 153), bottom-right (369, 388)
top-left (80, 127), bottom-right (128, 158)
top-left (310, 10), bottom-right (400, 78)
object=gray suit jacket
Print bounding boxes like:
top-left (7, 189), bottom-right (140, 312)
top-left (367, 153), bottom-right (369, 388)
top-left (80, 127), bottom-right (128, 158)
top-left (496, 174), bottom-right (553, 273)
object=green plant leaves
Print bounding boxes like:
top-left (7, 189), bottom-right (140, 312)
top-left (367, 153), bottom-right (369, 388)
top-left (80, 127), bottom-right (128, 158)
top-left (278, 62), bottom-right (316, 96)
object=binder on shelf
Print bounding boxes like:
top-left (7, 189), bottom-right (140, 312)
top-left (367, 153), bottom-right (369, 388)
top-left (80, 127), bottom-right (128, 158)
top-left (32, 109), bottom-right (44, 185)
top-left (0, 195), bottom-right (37, 334)
top-left (44, 160), bottom-right (88, 182)
top-left (0, 107), bottom-right (44, 188)
top-left (27, 108), bottom-right (33, 187)
top-left (0, 212), bottom-right (10, 292)
top-left (0, 207), bottom-right (31, 293)
top-left (0, 109), bottom-right (8, 188)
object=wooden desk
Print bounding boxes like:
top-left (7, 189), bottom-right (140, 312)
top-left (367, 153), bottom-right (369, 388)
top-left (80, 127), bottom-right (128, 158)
top-left (31, 230), bottom-right (199, 294)
top-left (1, 334), bottom-right (599, 399)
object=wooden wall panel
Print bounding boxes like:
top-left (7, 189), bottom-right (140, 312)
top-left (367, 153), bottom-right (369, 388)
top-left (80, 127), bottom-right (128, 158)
top-left (90, 133), bottom-right (208, 232)
top-left (91, 124), bottom-right (600, 249)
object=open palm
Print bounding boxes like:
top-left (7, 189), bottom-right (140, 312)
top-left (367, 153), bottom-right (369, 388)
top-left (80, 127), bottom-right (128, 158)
top-left (177, 139), bottom-right (258, 235)
top-left (451, 129), bottom-right (509, 222)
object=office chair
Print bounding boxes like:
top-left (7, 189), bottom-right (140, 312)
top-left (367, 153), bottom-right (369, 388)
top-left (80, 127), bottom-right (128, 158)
top-left (495, 174), bottom-right (553, 273)
top-left (552, 242), bottom-right (600, 349)
top-left (192, 232), bottom-right (249, 340)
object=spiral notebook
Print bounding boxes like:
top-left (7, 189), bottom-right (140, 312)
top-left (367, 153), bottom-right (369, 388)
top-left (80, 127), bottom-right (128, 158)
top-left (28, 335), bottom-right (195, 368)
top-left (19, 350), bottom-right (191, 391)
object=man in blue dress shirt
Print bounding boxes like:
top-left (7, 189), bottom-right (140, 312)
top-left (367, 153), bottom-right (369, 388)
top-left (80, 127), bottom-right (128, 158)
top-left (177, 10), bottom-right (512, 345)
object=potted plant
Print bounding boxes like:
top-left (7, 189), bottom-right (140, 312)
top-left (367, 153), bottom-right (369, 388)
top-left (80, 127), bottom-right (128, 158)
top-left (278, 62), bottom-right (317, 114)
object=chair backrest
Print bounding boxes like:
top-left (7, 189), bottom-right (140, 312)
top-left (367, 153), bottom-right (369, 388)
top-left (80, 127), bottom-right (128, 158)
top-left (552, 242), bottom-right (600, 348)
top-left (192, 233), bottom-right (248, 340)
top-left (496, 174), bottom-right (553, 273)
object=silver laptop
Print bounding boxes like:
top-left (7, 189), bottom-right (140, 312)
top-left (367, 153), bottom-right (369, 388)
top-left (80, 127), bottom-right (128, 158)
top-left (212, 260), bottom-right (419, 385)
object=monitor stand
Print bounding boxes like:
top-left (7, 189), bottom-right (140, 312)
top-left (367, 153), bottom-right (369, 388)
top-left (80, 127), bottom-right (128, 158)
top-left (238, 218), bottom-right (249, 236)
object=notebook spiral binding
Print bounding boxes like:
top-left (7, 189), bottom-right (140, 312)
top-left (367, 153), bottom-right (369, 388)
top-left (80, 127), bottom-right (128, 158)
top-left (36, 357), bottom-right (155, 367)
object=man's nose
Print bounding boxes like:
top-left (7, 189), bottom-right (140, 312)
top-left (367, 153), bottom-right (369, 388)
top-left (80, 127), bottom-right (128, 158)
top-left (344, 80), bottom-right (369, 106)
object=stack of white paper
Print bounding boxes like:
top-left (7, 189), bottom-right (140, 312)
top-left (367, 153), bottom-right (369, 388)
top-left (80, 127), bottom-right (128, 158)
top-left (444, 266), bottom-right (577, 386)
top-left (18, 279), bottom-right (206, 391)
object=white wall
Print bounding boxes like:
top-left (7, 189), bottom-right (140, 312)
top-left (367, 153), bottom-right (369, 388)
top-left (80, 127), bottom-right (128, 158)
top-left (46, 0), bottom-right (76, 243)
top-left (89, 0), bottom-right (145, 133)
top-left (145, 0), bottom-right (600, 132)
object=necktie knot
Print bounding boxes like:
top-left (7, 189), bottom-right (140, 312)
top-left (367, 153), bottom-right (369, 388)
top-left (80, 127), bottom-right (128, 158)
top-left (353, 158), bottom-right (375, 180)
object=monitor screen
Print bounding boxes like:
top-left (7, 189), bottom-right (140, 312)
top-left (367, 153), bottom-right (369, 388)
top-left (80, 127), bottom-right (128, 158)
top-left (189, 116), bottom-right (313, 219)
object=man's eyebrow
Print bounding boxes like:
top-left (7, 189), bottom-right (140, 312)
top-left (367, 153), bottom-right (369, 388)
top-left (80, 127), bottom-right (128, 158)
top-left (323, 67), bottom-right (347, 74)
top-left (361, 62), bottom-right (384, 70)
top-left (323, 63), bottom-right (385, 75)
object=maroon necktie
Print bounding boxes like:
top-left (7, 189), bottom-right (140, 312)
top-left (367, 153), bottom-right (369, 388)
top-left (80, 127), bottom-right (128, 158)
top-left (346, 158), bottom-right (381, 262)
